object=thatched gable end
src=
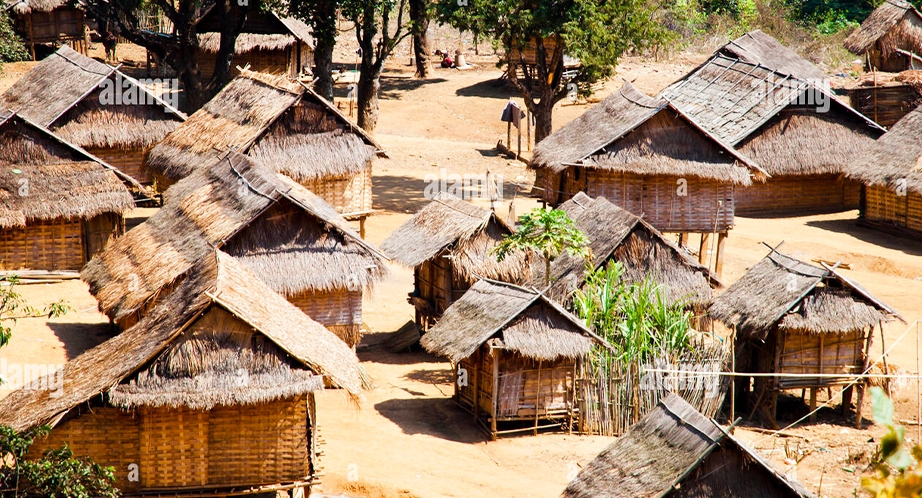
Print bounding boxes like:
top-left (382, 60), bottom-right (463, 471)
top-left (844, 0), bottom-right (922, 56)
top-left (0, 250), bottom-right (364, 433)
top-left (849, 103), bottom-right (922, 195)
top-left (420, 279), bottom-right (600, 363)
top-left (195, 6), bottom-right (314, 53)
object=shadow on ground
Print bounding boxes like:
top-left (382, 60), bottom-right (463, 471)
top-left (374, 396), bottom-right (488, 443)
top-left (47, 320), bottom-right (117, 360)
top-left (372, 174), bottom-right (431, 214)
top-left (455, 78), bottom-right (519, 99)
top-left (806, 218), bottom-right (922, 257)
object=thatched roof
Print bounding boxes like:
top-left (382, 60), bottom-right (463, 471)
top-left (420, 279), bottom-right (604, 363)
top-left (532, 193), bottom-right (719, 307)
top-left (0, 250), bottom-right (364, 432)
top-left (380, 192), bottom-right (529, 284)
top-left (720, 30), bottom-right (827, 81)
top-left (3, 0), bottom-right (72, 14)
top-left (195, 6), bottom-right (313, 53)
top-left (146, 70), bottom-right (382, 183)
top-left (848, 103), bottom-right (922, 195)
top-left (562, 393), bottom-right (814, 498)
top-left (0, 46), bottom-right (185, 148)
top-left (845, 0), bottom-right (922, 55)
top-left (531, 82), bottom-right (762, 185)
top-left (710, 247), bottom-right (901, 339)
top-left (0, 110), bottom-right (134, 227)
top-left (82, 150), bottom-right (386, 324)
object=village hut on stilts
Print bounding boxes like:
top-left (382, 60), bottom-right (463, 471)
top-left (2, 0), bottom-right (87, 59)
top-left (81, 150), bottom-right (386, 347)
top-left (0, 45), bottom-right (186, 193)
top-left (709, 244), bottom-right (903, 428)
top-left (0, 109), bottom-right (134, 270)
top-left (845, 0), bottom-right (922, 73)
top-left (0, 249), bottom-right (365, 496)
top-left (380, 192), bottom-right (530, 331)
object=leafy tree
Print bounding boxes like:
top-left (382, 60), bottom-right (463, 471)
top-left (494, 207), bottom-right (590, 286)
top-left (437, 0), bottom-right (670, 142)
top-left (288, 0), bottom-right (339, 101)
top-left (862, 387), bottom-right (922, 497)
top-left (341, 0), bottom-right (412, 132)
top-left (409, 0), bottom-right (432, 78)
top-left (0, 9), bottom-right (27, 71)
top-left (0, 275), bottom-right (70, 349)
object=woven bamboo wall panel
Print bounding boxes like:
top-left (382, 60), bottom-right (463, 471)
top-left (288, 289), bottom-right (362, 325)
top-left (849, 85), bottom-right (922, 128)
top-left (865, 185), bottom-right (921, 232)
top-left (27, 408), bottom-right (141, 493)
top-left (87, 147), bottom-right (152, 185)
top-left (0, 217), bottom-right (85, 270)
top-left (778, 330), bottom-right (865, 388)
top-left (587, 171), bottom-right (735, 233)
top-left (534, 169), bottom-right (562, 204)
top-left (496, 353), bottom-right (574, 419)
top-left (23, 8), bottom-right (84, 43)
top-left (909, 193), bottom-right (922, 233)
top-left (735, 175), bottom-right (860, 215)
top-left (140, 406), bottom-right (208, 488)
top-left (299, 165), bottom-right (372, 215)
top-left (196, 49), bottom-right (292, 81)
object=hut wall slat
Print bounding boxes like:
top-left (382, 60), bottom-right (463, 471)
top-left (298, 165), bottom-right (372, 215)
top-left (865, 185), bottom-right (922, 234)
top-left (734, 175), bottom-right (861, 215)
top-left (0, 217), bottom-right (86, 271)
top-left (196, 48), bottom-right (293, 81)
top-left (15, 8), bottom-right (85, 45)
top-left (848, 85), bottom-right (922, 128)
top-left (140, 406), bottom-right (208, 488)
top-left (777, 329), bottom-right (866, 388)
top-left (288, 289), bottom-right (363, 347)
top-left (86, 147), bottom-right (153, 185)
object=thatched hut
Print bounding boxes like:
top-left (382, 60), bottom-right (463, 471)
top-left (845, 0), bottom-right (922, 72)
top-left (664, 35), bottom-right (885, 216)
top-left (380, 192), bottom-right (529, 330)
top-left (146, 69), bottom-right (384, 231)
top-left (0, 45), bottom-right (186, 190)
top-left (710, 246), bottom-right (902, 428)
top-left (420, 278), bottom-right (607, 438)
top-left (848, 103), bottom-right (922, 236)
top-left (563, 393), bottom-right (814, 498)
top-left (847, 70), bottom-right (922, 127)
top-left (195, 7), bottom-right (314, 80)
top-left (0, 249), bottom-right (363, 496)
top-left (2, 0), bottom-right (86, 59)
top-left (0, 109), bottom-right (134, 270)
top-left (82, 149), bottom-right (386, 346)
top-left (535, 192), bottom-right (720, 309)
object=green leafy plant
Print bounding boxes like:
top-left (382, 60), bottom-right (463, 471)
top-left (861, 387), bottom-right (922, 497)
top-left (494, 207), bottom-right (590, 286)
top-left (0, 275), bottom-right (71, 350)
top-left (0, 9), bottom-right (27, 72)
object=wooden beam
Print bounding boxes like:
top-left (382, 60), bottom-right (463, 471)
top-left (714, 231), bottom-right (727, 279)
top-left (698, 232), bottom-right (711, 266)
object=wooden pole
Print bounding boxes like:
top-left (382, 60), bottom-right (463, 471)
top-left (506, 121), bottom-right (511, 150)
top-left (526, 109), bottom-right (531, 151)
top-left (698, 233), bottom-right (711, 266)
top-left (517, 121), bottom-right (522, 158)
top-left (491, 347), bottom-right (499, 440)
top-left (714, 232), bottom-right (727, 279)
top-left (534, 361), bottom-right (542, 436)
top-left (856, 327), bottom-right (875, 428)
top-left (881, 320), bottom-right (892, 398)
top-left (730, 327), bottom-right (736, 424)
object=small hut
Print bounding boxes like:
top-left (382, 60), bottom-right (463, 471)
top-left (664, 34), bottom-right (885, 216)
top-left (710, 246), bottom-right (902, 428)
top-left (82, 150), bottom-right (386, 346)
top-left (535, 192), bottom-right (720, 308)
top-left (195, 7), bottom-right (314, 80)
top-left (0, 250), bottom-right (363, 496)
top-left (0, 109), bottom-right (134, 270)
top-left (0, 45), bottom-right (186, 190)
top-left (2, 0), bottom-right (86, 60)
top-left (563, 393), bottom-right (815, 498)
top-left (420, 278), bottom-right (607, 438)
top-left (848, 103), bottom-right (922, 236)
top-left (146, 70), bottom-right (384, 231)
top-left (847, 70), bottom-right (922, 128)
top-left (380, 192), bottom-right (529, 330)
top-left (845, 0), bottom-right (922, 72)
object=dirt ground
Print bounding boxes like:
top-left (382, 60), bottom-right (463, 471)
top-left (1, 42), bottom-right (922, 498)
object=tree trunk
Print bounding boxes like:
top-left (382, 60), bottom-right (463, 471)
top-left (310, 0), bottom-right (337, 101)
top-left (533, 96), bottom-right (554, 143)
top-left (208, 0), bottom-right (248, 96)
top-left (409, 0), bottom-right (431, 78)
top-left (357, 60), bottom-right (382, 131)
top-left (176, 19), bottom-right (205, 112)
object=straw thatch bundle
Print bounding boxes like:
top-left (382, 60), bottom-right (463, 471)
top-left (147, 69), bottom-right (381, 183)
top-left (420, 279), bottom-right (601, 363)
top-left (719, 30), bottom-right (826, 81)
top-left (534, 193), bottom-right (718, 306)
top-left (563, 393), bottom-right (814, 498)
top-left (848, 103), bottom-right (922, 196)
top-left (82, 149), bottom-right (385, 324)
top-left (0, 46), bottom-right (184, 148)
top-left (198, 33), bottom-right (301, 53)
top-left (0, 250), bottom-right (364, 433)
top-left (845, 0), bottom-right (922, 56)
top-left (531, 82), bottom-right (760, 185)
top-left (381, 192), bottom-right (529, 284)
top-left (710, 248), bottom-right (900, 339)
top-left (4, 0), bottom-right (70, 14)
top-left (195, 7), bottom-right (313, 53)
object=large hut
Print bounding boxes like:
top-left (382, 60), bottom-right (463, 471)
top-left (146, 70), bottom-right (383, 232)
top-left (380, 192), bottom-right (529, 330)
top-left (82, 149), bottom-right (386, 346)
top-left (563, 393), bottom-right (814, 498)
top-left (664, 33), bottom-right (885, 216)
top-left (0, 45), bottom-right (186, 190)
top-left (420, 278), bottom-right (607, 438)
top-left (0, 109), bottom-right (134, 271)
top-left (0, 250), bottom-right (364, 496)
top-left (535, 192), bottom-right (720, 309)
top-left (195, 7), bottom-right (314, 80)
top-left (710, 246), bottom-right (902, 428)
top-left (531, 81), bottom-right (764, 233)
top-left (2, 0), bottom-right (86, 59)
top-left (845, 0), bottom-right (922, 72)
top-left (848, 103), bottom-right (922, 236)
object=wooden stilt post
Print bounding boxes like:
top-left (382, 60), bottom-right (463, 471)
top-left (506, 121), bottom-right (511, 150)
top-left (517, 122), bottom-right (522, 158)
top-left (698, 233), bottom-right (711, 266)
top-left (526, 109), bottom-right (532, 151)
top-left (491, 347), bottom-right (499, 440)
top-left (856, 326), bottom-right (875, 428)
top-left (809, 388), bottom-right (818, 422)
top-left (714, 232), bottom-right (727, 279)
top-left (534, 361), bottom-right (542, 436)
top-left (881, 320), bottom-right (891, 398)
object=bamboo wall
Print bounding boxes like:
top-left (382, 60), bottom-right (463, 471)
top-left (734, 174), bottom-right (860, 216)
top-left (532, 168), bottom-right (562, 205)
top-left (412, 254), bottom-right (453, 330)
top-left (580, 170), bottom-right (735, 233)
top-left (288, 289), bottom-right (363, 347)
top-left (0, 217), bottom-right (83, 271)
top-left (777, 329), bottom-right (866, 389)
top-left (197, 46), bottom-right (308, 80)
top-left (87, 147), bottom-right (153, 186)
top-left (865, 184), bottom-right (922, 234)
top-left (299, 165), bottom-right (373, 216)
top-left (13, 8), bottom-right (86, 59)
top-left (28, 397), bottom-right (313, 494)
top-left (849, 85), bottom-right (922, 128)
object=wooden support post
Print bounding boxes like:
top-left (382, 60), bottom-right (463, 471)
top-left (809, 388), bottom-right (818, 423)
top-left (841, 384), bottom-right (853, 416)
top-left (517, 122), bottom-right (522, 158)
top-left (881, 320), bottom-right (891, 398)
top-left (856, 326), bottom-right (875, 428)
top-left (526, 109), bottom-right (532, 151)
top-left (491, 347), bottom-right (499, 440)
top-left (534, 361), bottom-right (542, 436)
top-left (698, 233), bottom-right (711, 266)
top-left (506, 121), bottom-right (511, 149)
top-left (359, 217), bottom-right (366, 240)
top-left (714, 232), bottom-right (727, 279)
top-left (678, 233), bottom-right (687, 247)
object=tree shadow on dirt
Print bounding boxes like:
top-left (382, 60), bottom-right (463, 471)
top-left (455, 78), bottom-right (519, 99)
top-left (403, 368), bottom-right (454, 385)
top-left (372, 174), bottom-right (431, 214)
top-left (380, 75), bottom-right (449, 99)
top-left (805, 218), bottom-right (922, 256)
top-left (47, 320), bottom-right (117, 360)
top-left (374, 397), bottom-right (489, 443)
